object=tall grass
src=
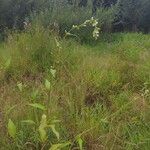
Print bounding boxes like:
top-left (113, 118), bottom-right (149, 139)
top-left (0, 28), bottom-right (150, 149)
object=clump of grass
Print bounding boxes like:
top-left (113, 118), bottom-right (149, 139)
top-left (1, 25), bottom-right (58, 81)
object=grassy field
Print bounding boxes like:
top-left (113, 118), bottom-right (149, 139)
top-left (0, 30), bottom-right (150, 149)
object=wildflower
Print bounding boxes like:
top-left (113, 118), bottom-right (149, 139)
top-left (93, 27), bottom-right (100, 40)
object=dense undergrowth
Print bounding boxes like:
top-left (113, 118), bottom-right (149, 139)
top-left (0, 28), bottom-right (150, 150)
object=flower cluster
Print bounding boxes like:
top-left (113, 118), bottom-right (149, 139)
top-left (66, 17), bottom-right (100, 40)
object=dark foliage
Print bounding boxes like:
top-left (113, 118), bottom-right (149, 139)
top-left (0, 0), bottom-right (150, 33)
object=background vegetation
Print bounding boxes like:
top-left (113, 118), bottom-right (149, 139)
top-left (0, 0), bottom-right (150, 35)
top-left (0, 0), bottom-right (150, 150)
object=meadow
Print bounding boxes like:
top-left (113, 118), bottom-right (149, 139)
top-left (0, 26), bottom-right (150, 150)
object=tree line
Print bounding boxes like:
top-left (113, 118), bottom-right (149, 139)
top-left (0, 0), bottom-right (150, 34)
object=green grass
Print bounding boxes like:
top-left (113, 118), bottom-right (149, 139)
top-left (0, 30), bottom-right (150, 149)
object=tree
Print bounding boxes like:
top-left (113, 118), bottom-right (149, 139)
top-left (118, 0), bottom-right (150, 32)
top-left (139, 0), bottom-right (150, 33)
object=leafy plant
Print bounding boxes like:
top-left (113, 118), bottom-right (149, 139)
top-left (39, 114), bottom-right (47, 142)
top-left (7, 119), bottom-right (17, 139)
top-left (49, 142), bottom-right (71, 150)
top-left (76, 134), bottom-right (83, 150)
top-left (65, 17), bottom-right (100, 40)
top-left (45, 79), bottom-right (51, 91)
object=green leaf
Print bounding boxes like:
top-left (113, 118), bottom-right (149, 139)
top-left (4, 58), bottom-right (11, 69)
top-left (39, 114), bottom-right (47, 128)
top-left (101, 118), bottom-right (109, 124)
top-left (39, 114), bottom-right (47, 142)
top-left (49, 142), bottom-right (71, 150)
top-left (8, 119), bottom-right (16, 138)
top-left (50, 144), bottom-right (62, 150)
top-left (21, 120), bottom-right (36, 125)
top-left (39, 127), bottom-right (47, 142)
top-left (17, 82), bottom-right (23, 92)
top-left (45, 79), bottom-right (51, 91)
top-left (50, 124), bottom-right (60, 140)
top-left (76, 135), bottom-right (83, 150)
top-left (50, 68), bottom-right (56, 78)
top-left (31, 89), bottom-right (39, 100)
top-left (51, 120), bottom-right (61, 124)
top-left (28, 103), bottom-right (46, 110)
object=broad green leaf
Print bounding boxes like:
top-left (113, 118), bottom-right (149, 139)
top-left (39, 114), bottom-right (47, 142)
top-left (77, 138), bottom-right (83, 150)
top-left (28, 103), bottom-right (46, 110)
top-left (45, 79), bottom-right (51, 91)
top-left (39, 127), bottom-right (47, 142)
top-left (49, 142), bottom-right (71, 150)
top-left (40, 114), bottom-right (47, 128)
top-left (21, 120), bottom-right (36, 125)
top-left (8, 119), bottom-right (16, 138)
top-left (50, 124), bottom-right (60, 140)
top-left (76, 135), bottom-right (83, 150)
